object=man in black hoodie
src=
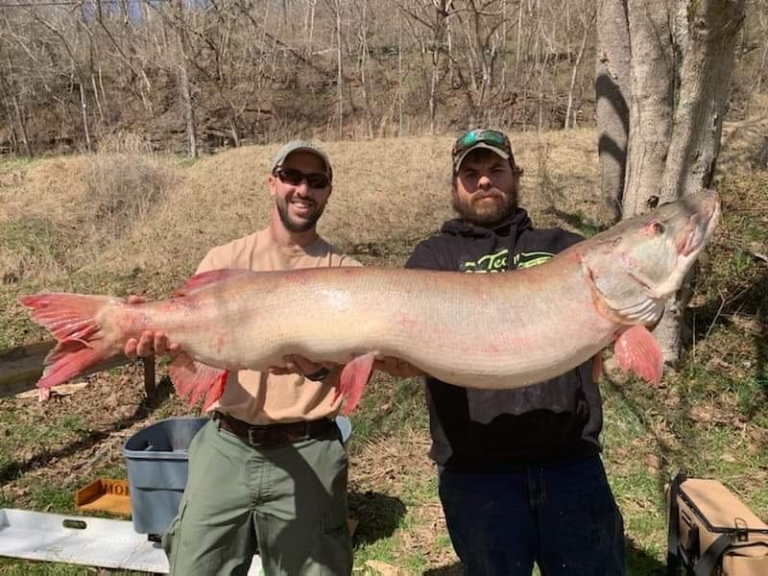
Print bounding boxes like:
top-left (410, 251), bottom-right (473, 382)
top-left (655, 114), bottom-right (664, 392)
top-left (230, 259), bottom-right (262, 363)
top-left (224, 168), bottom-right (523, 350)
top-left (404, 129), bottom-right (626, 575)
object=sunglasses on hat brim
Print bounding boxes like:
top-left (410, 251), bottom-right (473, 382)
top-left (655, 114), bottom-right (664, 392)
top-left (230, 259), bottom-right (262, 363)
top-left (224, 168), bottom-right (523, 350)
top-left (452, 129), bottom-right (511, 158)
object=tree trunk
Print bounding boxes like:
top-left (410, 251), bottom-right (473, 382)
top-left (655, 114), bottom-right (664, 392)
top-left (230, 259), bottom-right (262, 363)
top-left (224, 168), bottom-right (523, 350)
top-left (174, 0), bottom-right (197, 158)
top-left (12, 94), bottom-right (32, 157)
top-left (306, 0), bottom-right (317, 59)
top-left (660, 0), bottom-right (746, 203)
top-left (501, 0), bottom-right (508, 93)
top-left (179, 63), bottom-right (196, 157)
top-left (398, 9), bottom-right (404, 136)
top-left (228, 116), bottom-right (241, 148)
top-left (515, 0), bottom-right (523, 83)
top-left (672, 0), bottom-right (689, 93)
top-left (334, 0), bottom-right (343, 139)
top-left (595, 0), bottom-right (631, 223)
top-left (565, 3), bottom-right (594, 131)
top-left (602, 0), bottom-right (746, 367)
top-left (91, 74), bottom-right (104, 123)
top-left (536, 0), bottom-right (544, 131)
top-left (359, 0), bottom-right (374, 138)
top-left (429, 1), bottom-right (450, 134)
top-left (653, 0), bottom-right (746, 364)
top-left (78, 81), bottom-right (92, 152)
top-left (98, 65), bottom-right (111, 121)
top-left (621, 0), bottom-right (674, 218)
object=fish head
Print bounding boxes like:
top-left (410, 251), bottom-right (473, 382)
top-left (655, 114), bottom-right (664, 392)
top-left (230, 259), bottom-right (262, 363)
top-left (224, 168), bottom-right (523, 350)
top-left (582, 189), bottom-right (721, 324)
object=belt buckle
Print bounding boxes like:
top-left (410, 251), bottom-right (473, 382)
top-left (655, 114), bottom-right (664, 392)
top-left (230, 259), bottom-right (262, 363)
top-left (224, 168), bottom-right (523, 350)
top-left (247, 426), bottom-right (261, 446)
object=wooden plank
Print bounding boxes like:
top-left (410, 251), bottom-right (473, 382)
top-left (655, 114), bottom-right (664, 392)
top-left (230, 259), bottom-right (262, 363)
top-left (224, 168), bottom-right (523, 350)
top-left (0, 341), bottom-right (55, 396)
top-left (0, 340), bottom-right (138, 399)
top-left (142, 356), bottom-right (156, 396)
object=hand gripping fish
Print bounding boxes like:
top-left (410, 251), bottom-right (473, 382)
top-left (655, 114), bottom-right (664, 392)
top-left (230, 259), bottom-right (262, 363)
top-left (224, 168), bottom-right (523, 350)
top-left (19, 190), bottom-right (720, 414)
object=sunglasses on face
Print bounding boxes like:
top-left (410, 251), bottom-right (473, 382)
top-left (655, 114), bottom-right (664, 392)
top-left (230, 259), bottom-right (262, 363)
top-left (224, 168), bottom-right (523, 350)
top-left (273, 167), bottom-right (331, 189)
top-left (452, 129), bottom-right (510, 156)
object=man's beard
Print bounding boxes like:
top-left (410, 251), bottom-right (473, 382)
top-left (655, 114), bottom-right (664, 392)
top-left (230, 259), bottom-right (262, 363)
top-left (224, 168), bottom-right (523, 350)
top-left (452, 187), bottom-right (517, 227)
top-left (276, 195), bottom-right (326, 233)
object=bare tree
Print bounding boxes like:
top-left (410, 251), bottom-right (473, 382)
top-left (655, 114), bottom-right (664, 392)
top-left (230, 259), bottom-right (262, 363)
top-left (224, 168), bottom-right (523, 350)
top-left (747, 0), bottom-right (768, 98)
top-left (0, 26), bottom-right (33, 156)
top-left (34, 10), bottom-right (93, 152)
top-left (398, 9), bottom-right (404, 135)
top-left (653, 0), bottom-right (747, 361)
top-left (305, 0), bottom-right (318, 58)
top-left (660, 0), bottom-right (746, 203)
top-left (0, 0), bottom-right (759, 156)
top-left (396, 0), bottom-right (455, 133)
top-left (621, 0), bottom-right (674, 217)
top-left (356, 0), bottom-right (375, 137)
top-left (599, 0), bottom-right (747, 365)
top-left (595, 0), bottom-right (631, 223)
top-left (332, 0), bottom-right (344, 139)
top-left (564, 0), bottom-right (596, 130)
top-left (451, 0), bottom-right (508, 125)
top-left (173, 0), bottom-right (197, 157)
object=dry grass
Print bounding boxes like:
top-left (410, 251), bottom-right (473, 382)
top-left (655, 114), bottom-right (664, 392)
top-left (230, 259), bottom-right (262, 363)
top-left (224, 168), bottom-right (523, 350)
top-left (0, 127), bottom-right (602, 292)
top-left (0, 132), bottom-right (176, 288)
top-left (83, 132), bottom-right (174, 237)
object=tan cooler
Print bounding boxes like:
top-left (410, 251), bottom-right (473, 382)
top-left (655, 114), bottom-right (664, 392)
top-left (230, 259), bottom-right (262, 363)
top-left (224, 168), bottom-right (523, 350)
top-left (667, 474), bottom-right (768, 575)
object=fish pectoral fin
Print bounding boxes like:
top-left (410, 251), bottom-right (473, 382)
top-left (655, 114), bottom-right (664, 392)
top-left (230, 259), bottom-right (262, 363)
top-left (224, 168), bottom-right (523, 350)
top-left (613, 325), bottom-right (663, 386)
top-left (337, 353), bottom-right (376, 415)
top-left (169, 355), bottom-right (229, 410)
top-left (172, 268), bottom-right (254, 297)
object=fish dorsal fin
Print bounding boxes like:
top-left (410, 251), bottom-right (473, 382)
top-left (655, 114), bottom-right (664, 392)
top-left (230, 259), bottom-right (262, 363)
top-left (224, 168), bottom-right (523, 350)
top-left (172, 268), bottom-right (253, 297)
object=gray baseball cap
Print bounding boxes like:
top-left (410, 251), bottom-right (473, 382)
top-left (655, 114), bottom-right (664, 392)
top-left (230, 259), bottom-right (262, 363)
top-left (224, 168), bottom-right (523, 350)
top-left (271, 140), bottom-right (333, 183)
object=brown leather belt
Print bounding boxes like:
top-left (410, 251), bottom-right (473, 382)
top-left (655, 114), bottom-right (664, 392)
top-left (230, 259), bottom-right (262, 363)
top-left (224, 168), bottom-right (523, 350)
top-left (213, 411), bottom-right (335, 448)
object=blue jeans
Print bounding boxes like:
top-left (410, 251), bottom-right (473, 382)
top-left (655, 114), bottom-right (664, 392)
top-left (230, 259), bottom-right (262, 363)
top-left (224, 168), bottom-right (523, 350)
top-left (438, 456), bottom-right (626, 576)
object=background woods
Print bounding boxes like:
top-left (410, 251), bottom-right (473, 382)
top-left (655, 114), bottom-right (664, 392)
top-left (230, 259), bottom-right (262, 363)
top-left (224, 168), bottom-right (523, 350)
top-left (1, 0), bottom-right (764, 157)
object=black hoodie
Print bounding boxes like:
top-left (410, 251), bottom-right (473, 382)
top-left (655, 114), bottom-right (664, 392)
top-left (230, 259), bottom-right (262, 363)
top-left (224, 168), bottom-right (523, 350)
top-left (405, 208), bottom-right (603, 471)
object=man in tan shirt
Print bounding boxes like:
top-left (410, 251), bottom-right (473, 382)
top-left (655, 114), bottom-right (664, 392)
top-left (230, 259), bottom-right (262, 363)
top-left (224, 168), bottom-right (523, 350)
top-left (125, 140), bottom-right (358, 575)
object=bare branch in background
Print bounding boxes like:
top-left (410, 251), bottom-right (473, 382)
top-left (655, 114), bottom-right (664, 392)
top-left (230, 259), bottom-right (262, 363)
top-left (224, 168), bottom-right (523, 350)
top-left (0, 0), bottom-right (761, 154)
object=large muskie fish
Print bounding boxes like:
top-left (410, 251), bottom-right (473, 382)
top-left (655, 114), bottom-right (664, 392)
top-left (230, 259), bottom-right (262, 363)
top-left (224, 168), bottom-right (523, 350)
top-left (19, 190), bottom-right (720, 413)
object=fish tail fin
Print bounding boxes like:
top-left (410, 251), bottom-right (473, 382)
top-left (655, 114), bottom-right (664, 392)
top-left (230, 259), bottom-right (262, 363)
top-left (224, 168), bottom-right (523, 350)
top-left (614, 325), bottom-right (663, 385)
top-left (168, 355), bottom-right (229, 411)
top-left (18, 292), bottom-right (116, 395)
top-left (337, 353), bottom-right (376, 415)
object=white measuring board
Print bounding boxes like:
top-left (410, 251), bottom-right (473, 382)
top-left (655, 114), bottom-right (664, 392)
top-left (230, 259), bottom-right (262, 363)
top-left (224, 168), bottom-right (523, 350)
top-left (0, 509), bottom-right (263, 574)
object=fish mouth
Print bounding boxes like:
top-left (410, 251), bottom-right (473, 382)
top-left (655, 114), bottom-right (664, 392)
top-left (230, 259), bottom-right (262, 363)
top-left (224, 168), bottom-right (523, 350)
top-left (644, 191), bottom-right (721, 300)
top-left (675, 191), bottom-right (721, 257)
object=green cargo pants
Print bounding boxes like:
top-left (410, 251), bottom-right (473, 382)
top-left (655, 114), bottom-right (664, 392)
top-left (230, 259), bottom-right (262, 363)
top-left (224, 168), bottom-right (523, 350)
top-left (162, 418), bottom-right (353, 576)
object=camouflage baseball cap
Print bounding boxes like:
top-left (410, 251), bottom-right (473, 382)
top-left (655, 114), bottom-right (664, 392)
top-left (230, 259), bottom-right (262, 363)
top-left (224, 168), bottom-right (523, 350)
top-left (452, 129), bottom-right (515, 172)
top-left (271, 140), bottom-right (334, 183)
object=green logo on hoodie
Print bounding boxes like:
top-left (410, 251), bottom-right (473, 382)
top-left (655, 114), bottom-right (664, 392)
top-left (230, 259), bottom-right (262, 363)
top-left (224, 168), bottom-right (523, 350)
top-left (462, 250), bottom-right (553, 273)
